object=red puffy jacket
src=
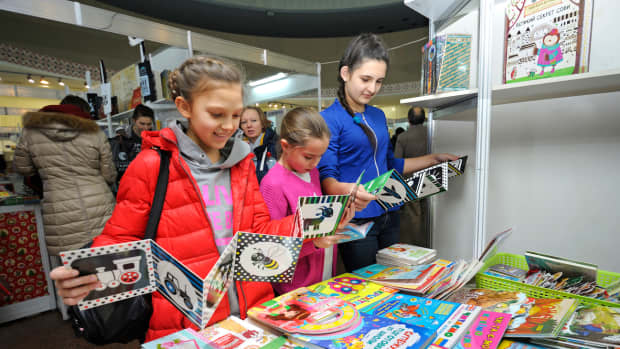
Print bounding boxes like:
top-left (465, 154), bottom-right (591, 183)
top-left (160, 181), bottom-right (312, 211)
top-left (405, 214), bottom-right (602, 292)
top-left (92, 128), bottom-right (294, 341)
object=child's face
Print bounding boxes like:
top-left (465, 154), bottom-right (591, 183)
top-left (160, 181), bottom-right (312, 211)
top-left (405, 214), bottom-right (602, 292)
top-left (240, 109), bottom-right (263, 141)
top-left (543, 34), bottom-right (559, 46)
top-left (281, 137), bottom-right (329, 174)
top-left (178, 83), bottom-right (243, 160)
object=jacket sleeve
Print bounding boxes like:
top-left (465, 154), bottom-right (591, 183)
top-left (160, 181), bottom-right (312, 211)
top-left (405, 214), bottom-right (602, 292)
top-left (385, 126), bottom-right (405, 174)
top-left (97, 131), bottom-right (117, 185)
top-left (92, 149), bottom-right (159, 246)
top-left (13, 131), bottom-right (36, 177)
top-left (394, 134), bottom-right (405, 158)
top-left (318, 115), bottom-right (341, 182)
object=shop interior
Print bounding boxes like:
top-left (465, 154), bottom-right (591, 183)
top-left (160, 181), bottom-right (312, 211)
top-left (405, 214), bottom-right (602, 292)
top-left (1, 0), bottom-right (619, 348)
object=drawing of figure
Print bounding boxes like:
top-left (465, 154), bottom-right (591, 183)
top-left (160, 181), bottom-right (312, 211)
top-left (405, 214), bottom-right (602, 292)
top-left (537, 28), bottom-right (563, 75)
top-left (267, 303), bottom-right (311, 321)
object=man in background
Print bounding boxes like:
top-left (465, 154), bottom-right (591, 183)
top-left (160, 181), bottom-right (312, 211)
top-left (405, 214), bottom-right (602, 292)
top-left (395, 107), bottom-right (429, 247)
top-left (109, 104), bottom-right (154, 192)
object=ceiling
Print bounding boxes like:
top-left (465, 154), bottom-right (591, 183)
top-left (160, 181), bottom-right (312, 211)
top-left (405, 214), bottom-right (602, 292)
top-left (91, 0), bottom-right (428, 38)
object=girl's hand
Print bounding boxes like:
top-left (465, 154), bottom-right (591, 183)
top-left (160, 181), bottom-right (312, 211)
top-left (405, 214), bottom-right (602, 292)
top-left (350, 184), bottom-right (376, 211)
top-left (313, 234), bottom-right (350, 249)
top-left (433, 153), bottom-right (459, 162)
top-left (337, 199), bottom-right (355, 230)
top-left (50, 266), bottom-right (100, 306)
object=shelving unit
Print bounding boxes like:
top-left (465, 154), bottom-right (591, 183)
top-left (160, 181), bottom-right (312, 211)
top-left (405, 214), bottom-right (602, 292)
top-left (401, 0), bottom-right (620, 270)
top-left (401, 68), bottom-right (620, 121)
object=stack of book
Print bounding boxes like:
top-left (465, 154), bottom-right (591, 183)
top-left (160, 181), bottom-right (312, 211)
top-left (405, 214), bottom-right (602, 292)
top-left (376, 243), bottom-right (437, 267)
top-left (247, 287), bottom-right (437, 349)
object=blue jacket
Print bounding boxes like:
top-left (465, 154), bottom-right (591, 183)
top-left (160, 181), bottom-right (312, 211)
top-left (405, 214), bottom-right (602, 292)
top-left (318, 99), bottom-right (404, 219)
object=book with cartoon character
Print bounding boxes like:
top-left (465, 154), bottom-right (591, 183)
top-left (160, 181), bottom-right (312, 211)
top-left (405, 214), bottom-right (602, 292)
top-left (361, 293), bottom-right (461, 334)
top-left (558, 303), bottom-right (620, 347)
top-left (504, 0), bottom-right (594, 84)
top-left (60, 230), bottom-right (304, 329)
top-left (307, 273), bottom-right (398, 310)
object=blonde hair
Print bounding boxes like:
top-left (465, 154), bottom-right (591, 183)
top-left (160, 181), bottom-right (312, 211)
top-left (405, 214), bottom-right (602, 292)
top-left (168, 55), bottom-right (244, 101)
top-left (280, 107), bottom-right (330, 147)
top-left (242, 106), bottom-right (271, 130)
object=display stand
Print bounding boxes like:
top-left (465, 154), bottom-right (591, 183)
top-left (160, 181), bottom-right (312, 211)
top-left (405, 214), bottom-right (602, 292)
top-left (0, 203), bottom-right (56, 324)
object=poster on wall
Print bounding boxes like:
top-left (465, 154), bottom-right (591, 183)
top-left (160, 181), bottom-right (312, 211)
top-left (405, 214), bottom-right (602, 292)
top-left (503, 0), bottom-right (594, 84)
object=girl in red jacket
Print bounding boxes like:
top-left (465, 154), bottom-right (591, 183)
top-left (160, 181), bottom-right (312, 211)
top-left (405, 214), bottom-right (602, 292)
top-left (50, 56), bottom-right (299, 341)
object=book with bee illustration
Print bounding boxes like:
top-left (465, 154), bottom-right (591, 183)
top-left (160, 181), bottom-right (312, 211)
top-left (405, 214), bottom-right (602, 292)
top-left (60, 230), bottom-right (305, 329)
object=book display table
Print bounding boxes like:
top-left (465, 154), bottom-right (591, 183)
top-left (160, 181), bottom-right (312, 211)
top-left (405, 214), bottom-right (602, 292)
top-left (0, 203), bottom-right (56, 323)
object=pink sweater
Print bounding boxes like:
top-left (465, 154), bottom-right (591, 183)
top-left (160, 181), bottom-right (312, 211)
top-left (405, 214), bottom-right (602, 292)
top-left (259, 163), bottom-right (336, 295)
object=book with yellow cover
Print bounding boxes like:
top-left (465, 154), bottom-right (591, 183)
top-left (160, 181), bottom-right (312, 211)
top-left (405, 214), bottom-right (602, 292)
top-left (307, 273), bottom-right (397, 310)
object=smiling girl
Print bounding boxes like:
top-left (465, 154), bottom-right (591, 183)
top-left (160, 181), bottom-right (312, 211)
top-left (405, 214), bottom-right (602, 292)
top-left (50, 56), bottom-right (296, 342)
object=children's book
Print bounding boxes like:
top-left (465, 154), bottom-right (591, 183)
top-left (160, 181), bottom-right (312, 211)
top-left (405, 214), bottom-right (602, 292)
top-left (454, 310), bottom-right (512, 349)
top-left (437, 34), bottom-right (472, 92)
top-left (524, 251), bottom-right (598, 283)
top-left (307, 273), bottom-right (398, 310)
top-left (429, 304), bottom-right (482, 349)
top-left (336, 221), bottom-right (374, 244)
top-left (141, 328), bottom-right (214, 349)
top-left (504, 0), bottom-right (594, 84)
top-left (361, 293), bottom-right (460, 334)
top-left (353, 263), bottom-right (402, 279)
top-left (376, 243), bottom-right (437, 266)
top-left (197, 316), bottom-right (280, 349)
top-left (446, 288), bottom-right (578, 338)
top-left (258, 336), bottom-right (306, 349)
top-left (404, 163), bottom-right (449, 200)
top-left (559, 303), bottom-right (620, 347)
top-left (364, 169), bottom-right (419, 210)
top-left (247, 287), bottom-right (359, 335)
top-left (481, 270), bottom-right (522, 282)
top-left (291, 312), bottom-right (437, 349)
top-left (60, 231), bottom-right (302, 329)
top-left (488, 263), bottom-right (528, 280)
top-left (447, 156), bottom-right (468, 179)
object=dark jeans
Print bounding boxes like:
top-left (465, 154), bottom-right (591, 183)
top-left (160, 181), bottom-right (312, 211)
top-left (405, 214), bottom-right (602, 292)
top-left (338, 210), bottom-right (400, 272)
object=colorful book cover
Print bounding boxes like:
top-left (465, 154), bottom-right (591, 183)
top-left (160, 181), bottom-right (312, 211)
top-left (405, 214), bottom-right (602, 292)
top-left (504, 0), bottom-right (594, 84)
top-left (352, 263), bottom-right (393, 278)
top-left (298, 195), bottom-right (350, 239)
top-left (247, 287), bottom-right (359, 335)
top-left (361, 293), bottom-right (460, 333)
top-left (430, 304), bottom-right (481, 349)
top-left (364, 169), bottom-right (418, 210)
top-left (488, 263), bottom-right (527, 280)
top-left (142, 328), bottom-right (214, 349)
top-left (308, 273), bottom-right (398, 310)
top-left (559, 303), bottom-right (620, 347)
top-left (259, 336), bottom-right (306, 349)
top-left (524, 251), bottom-right (598, 282)
top-left (336, 221), bottom-right (374, 244)
top-left (292, 312), bottom-right (437, 349)
top-left (437, 34), bottom-right (472, 92)
top-left (454, 310), bottom-right (512, 349)
top-left (377, 243), bottom-right (437, 264)
top-left (197, 316), bottom-right (278, 348)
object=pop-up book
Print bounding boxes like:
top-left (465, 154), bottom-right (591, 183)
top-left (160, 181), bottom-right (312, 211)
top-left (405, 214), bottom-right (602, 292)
top-left (60, 230), bottom-right (304, 329)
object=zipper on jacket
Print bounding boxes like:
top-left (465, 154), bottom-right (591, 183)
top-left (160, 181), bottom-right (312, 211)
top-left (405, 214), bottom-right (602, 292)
top-left (361, 112), bottom-right (380, 177)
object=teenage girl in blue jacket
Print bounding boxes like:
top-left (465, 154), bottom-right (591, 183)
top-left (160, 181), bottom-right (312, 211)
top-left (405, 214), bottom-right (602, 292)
top-left (318, 33), bottom-right (458, 272)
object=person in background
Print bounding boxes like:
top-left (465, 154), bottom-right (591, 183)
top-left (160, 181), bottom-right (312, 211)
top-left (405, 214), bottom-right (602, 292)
top-left (394, 107), bottom-right (430, 247)
top-left (60, 94), bottom-right (92, 116)
top-left (318, 33), bottom-right (458, 272)
top-left (390, 126), bottom-right (405, 149)
top-left (260, 107), bottom-right (354, 295)
top-left (13, 96), bottom-right (116, 320)
top-left (240, 106), bottom-right (279, 182)
top-left (50, 56), bottom-right (298, 342)
top-left (109, 104), bottom-right (154, 188)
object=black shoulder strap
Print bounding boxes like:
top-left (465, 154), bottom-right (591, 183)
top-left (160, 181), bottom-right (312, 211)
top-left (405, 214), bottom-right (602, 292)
top-left (144, 148), bottom-right (171, 240)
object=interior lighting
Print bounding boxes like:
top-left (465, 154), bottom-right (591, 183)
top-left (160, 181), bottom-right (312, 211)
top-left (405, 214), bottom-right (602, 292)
top-left (27, 74), bottom-right (35, 83)
top-left (248, 72), bottom-right (287, 87)
top-left (58, 78), bottom-right (65, 86)
top-left (40, 77), bottom-right (49, 85)
top-left (84, 81), bottom-right (90, 89)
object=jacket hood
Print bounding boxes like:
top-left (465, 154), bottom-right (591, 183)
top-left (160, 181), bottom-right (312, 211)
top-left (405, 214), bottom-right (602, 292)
top-left (150, 123), bottom-right (250, 169)
top-left (22, 111), bottom-right (99, 141)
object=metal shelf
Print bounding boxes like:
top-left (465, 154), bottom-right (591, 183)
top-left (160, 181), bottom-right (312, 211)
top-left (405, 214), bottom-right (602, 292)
top-left (400, 89), bottom-right (478, 109)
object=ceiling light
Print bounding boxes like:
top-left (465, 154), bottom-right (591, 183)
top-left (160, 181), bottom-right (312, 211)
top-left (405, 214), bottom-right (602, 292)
top-left (84, 81), bottom-right (90, 89)
top-left (27, 74), bottom-right (35, 83)
top-left (58, 78), bottom-right (65, 86)
top-left (248, 72), bottom-right (287, 87)
top-left (40, 77), bottom-right (49, 85)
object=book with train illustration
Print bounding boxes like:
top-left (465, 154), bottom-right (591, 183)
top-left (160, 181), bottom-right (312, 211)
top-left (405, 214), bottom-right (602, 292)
top-left (60, 230), bottom-right (304, 329)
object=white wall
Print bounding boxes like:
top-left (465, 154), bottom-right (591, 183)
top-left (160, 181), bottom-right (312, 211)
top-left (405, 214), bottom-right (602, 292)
top-left (431, 0), bottom-right (620, 270)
